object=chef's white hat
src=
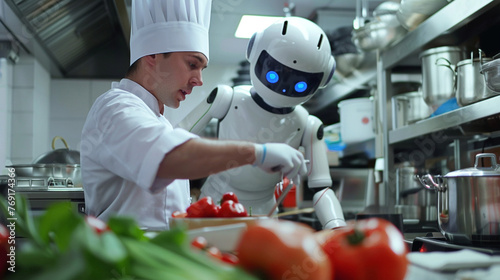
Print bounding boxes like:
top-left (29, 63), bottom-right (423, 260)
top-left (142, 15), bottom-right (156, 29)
top-left (129, 0), bottom-right (212, 65)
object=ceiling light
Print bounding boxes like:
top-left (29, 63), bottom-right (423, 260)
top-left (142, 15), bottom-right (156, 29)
top-left (234, 15), bottom-right (283, 39)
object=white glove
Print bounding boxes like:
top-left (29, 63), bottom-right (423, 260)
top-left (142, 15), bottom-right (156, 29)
top-left (253, 143), bottom-right (307, 185)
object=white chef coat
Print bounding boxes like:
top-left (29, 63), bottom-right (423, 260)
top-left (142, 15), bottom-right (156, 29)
top-left (81, 78), bottom-right (198, 230)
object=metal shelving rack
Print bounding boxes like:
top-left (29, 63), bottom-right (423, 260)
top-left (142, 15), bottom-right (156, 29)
top-left (377, 0), bottom-right (500, 207)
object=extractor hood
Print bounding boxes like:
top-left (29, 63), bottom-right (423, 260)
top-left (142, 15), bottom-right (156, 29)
top-left (2, 0), bottom-right (131, 79)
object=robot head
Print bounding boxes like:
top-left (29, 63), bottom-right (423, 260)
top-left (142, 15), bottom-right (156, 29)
top-left (246, 17), bottom-right (335, 108)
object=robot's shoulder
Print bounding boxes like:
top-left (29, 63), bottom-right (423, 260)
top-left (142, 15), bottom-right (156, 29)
top-left (232, 85), bottom-right (253, 96)
top-left (295, 105), bottom-right (311, 118)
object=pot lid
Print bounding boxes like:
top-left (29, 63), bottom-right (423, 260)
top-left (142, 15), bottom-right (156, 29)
top-left (33, 136), bottom-right (80, 164)
top-left (445, 153), bottom-right (500, 177)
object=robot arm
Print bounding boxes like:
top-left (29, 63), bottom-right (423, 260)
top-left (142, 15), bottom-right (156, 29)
top-left (302, 115), bottom-right (346, 229)
top-left (302, 115), bottom-right (332, 188)
top-left (177, 85), bottom-right (233, 135)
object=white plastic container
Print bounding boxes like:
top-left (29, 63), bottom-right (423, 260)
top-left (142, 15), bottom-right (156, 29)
top-left (338, 97), bottom-right (375, 144)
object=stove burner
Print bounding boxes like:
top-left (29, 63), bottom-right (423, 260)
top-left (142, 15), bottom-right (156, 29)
top-left (412, 236), bottom-right (500, 255)
top-left (14, 176), bottom-right (80, 190)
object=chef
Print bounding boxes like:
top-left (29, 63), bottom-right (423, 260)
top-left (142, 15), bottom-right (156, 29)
top-left (80, 0), bottom-right (307, 230)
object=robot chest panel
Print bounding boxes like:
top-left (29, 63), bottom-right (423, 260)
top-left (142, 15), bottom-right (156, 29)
top-left (218, 94), bottom-right (306, 145)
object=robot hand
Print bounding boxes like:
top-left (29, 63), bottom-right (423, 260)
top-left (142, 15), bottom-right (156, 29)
top-left (253, 143), bottom-right (307, 185)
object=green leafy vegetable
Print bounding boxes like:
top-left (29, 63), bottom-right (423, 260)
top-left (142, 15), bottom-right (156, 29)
top-left (0, 194), bottom-right (258, 280)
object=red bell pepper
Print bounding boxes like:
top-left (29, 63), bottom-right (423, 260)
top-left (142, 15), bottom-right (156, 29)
top-left (218, 200), bottom-right (248, 217)
top-left (221, 192), bottom-right (239, 204)
top-left (186, 197), bottom-right (219, 217)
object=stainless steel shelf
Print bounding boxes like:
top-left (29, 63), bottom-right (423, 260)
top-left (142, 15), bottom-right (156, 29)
top-left (341, 139), bottom-right (376, 158)
top-left (380, 0), bottom-right (500, 68)
top-left (389, 95), bottom-right (500, 144)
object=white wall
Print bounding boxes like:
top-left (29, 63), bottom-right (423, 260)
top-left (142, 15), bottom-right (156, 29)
top-left (50, 79), bottom-right (113, 152)
top-left (0, 58), bottom-right (13, 172)
top-left (9, 56), bottom-right (50, 164)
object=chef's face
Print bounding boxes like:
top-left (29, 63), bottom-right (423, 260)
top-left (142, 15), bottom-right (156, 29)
top-left (153, 52), bottom-right (207, 108)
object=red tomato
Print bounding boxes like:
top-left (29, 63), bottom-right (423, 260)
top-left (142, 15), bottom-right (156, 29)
top-left (0, 224), bottom-right (9, 276)
top-left (236, 219), bottom-right (331, 280)
top-left (191, 236), bottom-right (208, 250)
top-left (171, 211), bottom-right (188, 218)
top-left (221, 192), bottom-right (239, 204)
top-left (186, 197), bottom-right (219, 217)
top-left (0, 224), bottom-right (8, 244)
top-left (320, 218), bottom-right (409, 280)
top-left (218, 200), bottom-right (248, 218)
top-left (84, 216), bottom-right (109, 234)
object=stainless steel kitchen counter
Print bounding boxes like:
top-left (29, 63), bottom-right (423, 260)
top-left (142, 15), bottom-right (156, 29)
top-left (15, 188), bottom-right (84, 199)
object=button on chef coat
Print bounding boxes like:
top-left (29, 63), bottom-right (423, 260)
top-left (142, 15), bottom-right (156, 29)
top-left (81, 78), bottom-right (198, 230)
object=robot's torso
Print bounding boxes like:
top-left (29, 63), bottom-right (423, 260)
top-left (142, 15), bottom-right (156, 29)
top-left (201, 85), bottom-right (309, 214)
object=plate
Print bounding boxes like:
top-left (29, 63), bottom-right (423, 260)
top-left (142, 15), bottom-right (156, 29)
top-left (168, 215), bottom-right (270, 230)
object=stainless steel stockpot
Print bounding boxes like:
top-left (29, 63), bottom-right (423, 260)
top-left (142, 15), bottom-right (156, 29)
top-left (456, 55), bottom-right (499, 106)
top-left (391, 90), bottom-right (432, 129)
top-left (419, 46), bottom-right (463, 108)
top-left (418, 153), bottom-right (500, 245)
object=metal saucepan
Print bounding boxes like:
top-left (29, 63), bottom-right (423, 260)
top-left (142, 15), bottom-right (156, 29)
top-left (419, 46), bottom-right (463, 109)
top-left (395, 166), bottom-right (437, 223)
top-left (391, 90), bottom-right (433, 129)
top-left (437, 50), bottom-right (499, 106)
top-left (418, 153), bottom-right (500, 245)
top-left (455, 53), bottom-right (497, 106)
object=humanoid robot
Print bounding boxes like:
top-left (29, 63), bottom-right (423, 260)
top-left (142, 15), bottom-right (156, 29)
top-left (178, 17), bottom-right (346, 229)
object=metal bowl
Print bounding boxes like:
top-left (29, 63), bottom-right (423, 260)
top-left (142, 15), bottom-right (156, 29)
top-left (352, 14), bottom-right (406, 52)
top-left (396, 0), bottom-right (452, 31)
top-left (373, 1), bottom-right (401, 17)
top-left (334, 53), bottom-right (365, 76)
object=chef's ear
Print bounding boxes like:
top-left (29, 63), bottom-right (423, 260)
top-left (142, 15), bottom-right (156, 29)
top-left (246, 32), bottom-right (257, 61)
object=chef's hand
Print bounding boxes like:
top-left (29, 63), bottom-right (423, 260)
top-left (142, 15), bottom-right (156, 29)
top-left (253, 143), bottom-right (307, 185)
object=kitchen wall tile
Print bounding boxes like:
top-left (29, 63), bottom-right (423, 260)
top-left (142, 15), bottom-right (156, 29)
top-left (51, 79), bottom-right (91, 119)
top-left (12, 57), bottom-right (35, 88)
top-left (34, 61), bottom-right (50, 94)
top-left (49, 79), bottom-right (115, 152)
top-left (11, 112), bottom-right (33, 135)
top-left (0, 58), bottom-right (13, 171)
top-left (11, 88), bottom-right (34, 112)
top-left (10, 55), bottom-right (51, 163)
top-left (10, 132), bottom-right (33, 164)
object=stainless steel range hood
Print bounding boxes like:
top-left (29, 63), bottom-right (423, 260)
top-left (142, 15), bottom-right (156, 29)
top-left (2, 0), bottom-right (131, 79)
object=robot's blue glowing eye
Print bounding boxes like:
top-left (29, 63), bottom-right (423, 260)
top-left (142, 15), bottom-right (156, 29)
top-left (266, 71), bottom-right (279, 83)
top-left (295, 81), bottom-right (307, 92)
